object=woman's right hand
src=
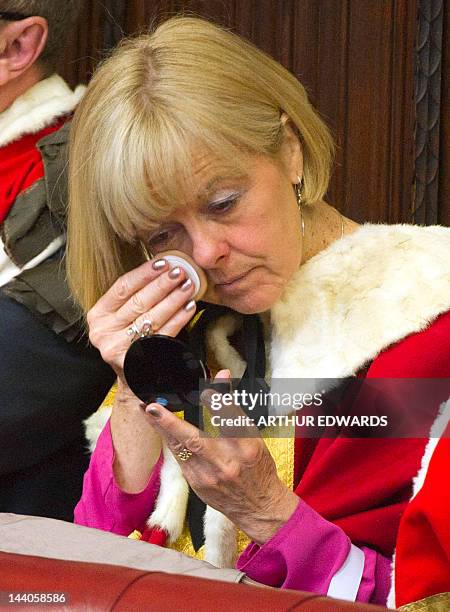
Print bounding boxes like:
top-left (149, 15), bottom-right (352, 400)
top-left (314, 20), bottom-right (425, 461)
top-left (86, 257), bottom-right (197, 493)
top-left (87, 257), bottom-right (197, 390)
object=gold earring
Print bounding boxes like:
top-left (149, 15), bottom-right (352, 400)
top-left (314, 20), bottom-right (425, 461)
top-left (295, 177), bottom-right (305, 238)
top-left (140, 242), bottom-right (155, 260)
top-left (295, 176), bottom-right (303, 208)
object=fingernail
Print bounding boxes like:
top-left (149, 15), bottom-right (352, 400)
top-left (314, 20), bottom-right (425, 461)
top-left (169, 267), bottom-right (181, 279)
top-left (216, 369), bottom-right (231, 379)
top-left (152, 259), bottom-right (166, 270)
top-left (145, 405), bottom-right (160, 417)
top-left (200, 388), bottom-right (214, 407)
top-left (184, 299), bottom-right (196, 311)
top-left (181, 278), bottom-right (192, 291)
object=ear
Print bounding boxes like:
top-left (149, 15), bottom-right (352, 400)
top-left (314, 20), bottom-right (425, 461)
top-left (278, 113), bottom-right (304, 184)
top-left (0, 17), bottom-right (48, 86)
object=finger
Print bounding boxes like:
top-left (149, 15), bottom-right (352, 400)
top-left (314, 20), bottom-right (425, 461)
top-left (156, 299), bottom-right (197, 337)
top-left (145, 403), bottom-right (206, 455)
top-left (202, 371), bottom-right (260, 438)
top-left (145, 404), bottom-right (229, 493)
top-left (115, 266), bottom-right (189, 326)
top-left (200, 369), bottom-right (232, 408)
top-left (89, 281), bottom-right (196, 377)
top-left (95, 258), bottom-right (170, 314)
top-left (133, 278), bottom-right (196, 333)
top-left (216, 369), bottom-right (232, 381)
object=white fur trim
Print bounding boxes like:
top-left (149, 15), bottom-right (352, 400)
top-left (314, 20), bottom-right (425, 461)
top-left (206, 313), bottom-right (246, 378)
top-left (270, 224), bottom-right (450, 384)
top-left (411, 399), bottom-right (450, 499)
top-left (0, 74), bottom-right (85, 147)
top-left (83, 411), bottom-right (189, 543)
top-left (203, 505), bottom-right (237, 568)
top-left (148, 448), bottom-right (237, 562)
top-left (146, 444), bottom-right (189, 543)
top-left (386, 552), bottom-right (396, 608)
top-left (84, 407), bottom-right (111, 453)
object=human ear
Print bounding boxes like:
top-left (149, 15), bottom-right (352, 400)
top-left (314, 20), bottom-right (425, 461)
top-left (0, 17), bottom-right (48, 86)
top-left (279, 114), bottom-right (304, 184)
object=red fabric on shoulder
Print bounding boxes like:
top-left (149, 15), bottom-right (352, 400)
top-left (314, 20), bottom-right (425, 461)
top-left (293, 310), bottom-right (450, 557)
top-left (367, 310), bottom-right (450, 378)
top-left (0, 117), bottom-right (68, 224)
top-left (395, 424), bottom-right (450, 606)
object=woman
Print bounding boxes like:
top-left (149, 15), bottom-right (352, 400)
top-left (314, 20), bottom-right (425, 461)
top-left (68, 17), bottom-right (450, 606)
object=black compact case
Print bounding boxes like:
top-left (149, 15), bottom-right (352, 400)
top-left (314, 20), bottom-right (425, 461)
top-left (123, 332), bottom-right (208, 410)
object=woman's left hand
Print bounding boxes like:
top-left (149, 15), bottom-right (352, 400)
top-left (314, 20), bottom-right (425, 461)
top-left (145, 370), bottom-right (299, 546)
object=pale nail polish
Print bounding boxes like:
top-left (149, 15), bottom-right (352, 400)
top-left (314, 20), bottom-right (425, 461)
top-left (181, 278), bottom-right (192, 291)
top-left (145, 405), bottom-right (160, 417)
top-left (184, 299), bottom-right (196, 311)
top-left (152, 259), bottom-right (166, 270)
top-left (169, 267), bottom-right (181, 279)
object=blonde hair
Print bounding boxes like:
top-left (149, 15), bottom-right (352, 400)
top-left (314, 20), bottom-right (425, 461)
top-left (68, 16), bottom-right (334, 312)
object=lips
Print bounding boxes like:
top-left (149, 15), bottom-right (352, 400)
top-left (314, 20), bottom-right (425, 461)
top-left (214, 270), bottom-right (251, 286)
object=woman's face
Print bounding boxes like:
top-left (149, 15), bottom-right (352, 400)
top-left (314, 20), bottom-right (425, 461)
top-left (141, 137), bottom-right (303, 314)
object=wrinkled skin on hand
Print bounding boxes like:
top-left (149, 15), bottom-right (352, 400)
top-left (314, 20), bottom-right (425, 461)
top-left (146, 370), bottom-right (299, 545)
top-left (87, 258), bottom-right (196, 386)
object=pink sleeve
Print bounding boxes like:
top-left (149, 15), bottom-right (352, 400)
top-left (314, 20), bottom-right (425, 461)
top-left (74, 419), bottom-right (162, 536)
top-left (236, 499), bottom-right (391, 605)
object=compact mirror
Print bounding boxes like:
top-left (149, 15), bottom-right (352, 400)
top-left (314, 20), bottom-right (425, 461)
top-left (123, 251), bottom-right (210, 410)
top-left (123, 334), bottom-right (208, 410)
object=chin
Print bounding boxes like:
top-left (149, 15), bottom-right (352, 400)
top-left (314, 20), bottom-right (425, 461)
top-left (210, 288), bottom-right (281, 314)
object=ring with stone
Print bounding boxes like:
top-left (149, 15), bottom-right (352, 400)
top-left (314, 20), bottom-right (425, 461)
top-left (177, 448), bottom-right (193, 461)
top-left (139, 319), bottom-right (154, 338)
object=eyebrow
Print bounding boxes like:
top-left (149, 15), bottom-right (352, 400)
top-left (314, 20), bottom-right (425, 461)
top-left (203, 176), bottom-right (227, 194)
top-left (199, 173), bottom-right (247, 200)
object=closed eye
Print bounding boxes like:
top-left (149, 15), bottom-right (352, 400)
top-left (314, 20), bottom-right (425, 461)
top-left (147, 227), bottom-right (176, 248)
top-left (208, 194), bottom-right (239, 214)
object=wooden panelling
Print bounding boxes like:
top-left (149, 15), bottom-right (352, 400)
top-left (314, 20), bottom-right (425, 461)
top-left (390, 0), bottom-right (418, 223)
top-left (60, 0), bottom-right (447, 225)
top-left (340, 1), bottom-right (417, 223)
top-left (413, 0), bottom-right (444, 225)
top-left (438, 1), bottom-right (449, 226)
top-left (61, 0), bottom-right (106, 87)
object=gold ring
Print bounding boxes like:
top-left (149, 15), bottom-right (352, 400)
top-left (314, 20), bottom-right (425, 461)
top-left (140, 319), bottom-right (154, 337)
top-left (177, 448), bottom-right (193, 461)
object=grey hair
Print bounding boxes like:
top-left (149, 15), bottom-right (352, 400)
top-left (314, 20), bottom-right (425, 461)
top-left (0, 0), bottom-right (83, 69)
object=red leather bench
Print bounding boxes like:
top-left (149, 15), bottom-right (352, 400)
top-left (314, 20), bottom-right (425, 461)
top-left (0, 551), bottom-right (386, 611)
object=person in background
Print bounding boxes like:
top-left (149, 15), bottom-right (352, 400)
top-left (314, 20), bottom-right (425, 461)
top-left (0, 1), bottom-right (115, 520)
top-left (68, 17), bottom-right (450, 605)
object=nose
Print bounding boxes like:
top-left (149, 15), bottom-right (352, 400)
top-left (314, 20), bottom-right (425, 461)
top-left (189, 222), bottom-right (230, 270)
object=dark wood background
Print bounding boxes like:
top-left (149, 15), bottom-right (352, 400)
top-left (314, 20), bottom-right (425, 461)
top-left (60, 0), bottom-right (449, 226)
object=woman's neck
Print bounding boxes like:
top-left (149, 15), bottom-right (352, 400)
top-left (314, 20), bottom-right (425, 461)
top-left (300, 200), bottom-right (359, 264)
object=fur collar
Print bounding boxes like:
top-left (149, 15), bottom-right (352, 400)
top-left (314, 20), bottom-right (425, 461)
top-left (0, 74), bottom-right (85, 147)
top-left (210, 223), bottom-right (450, 382)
